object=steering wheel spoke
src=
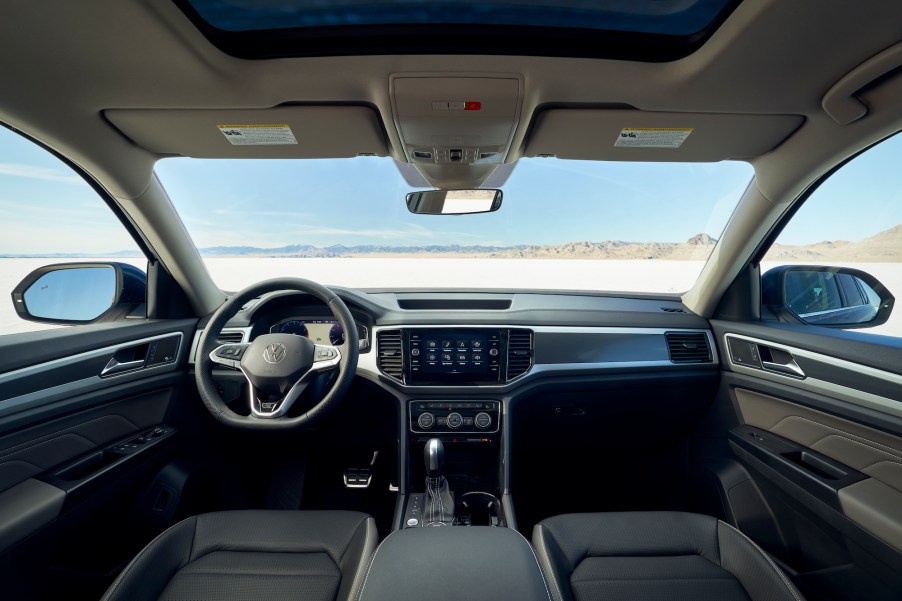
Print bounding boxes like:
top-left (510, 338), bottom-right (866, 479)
top-left (209, 343), bottom-right (251, 369)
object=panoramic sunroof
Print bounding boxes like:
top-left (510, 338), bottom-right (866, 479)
top-left (176, 0), bottom-right (741, 61)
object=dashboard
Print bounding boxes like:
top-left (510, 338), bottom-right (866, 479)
top-left (195, 288), bottom-right (719, 391)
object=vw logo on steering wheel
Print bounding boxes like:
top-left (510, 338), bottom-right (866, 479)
top-left (263, 343), bottom-right (287, 364)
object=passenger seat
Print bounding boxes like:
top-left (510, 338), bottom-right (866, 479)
top-left (532, 511), bottom-right (804, 601)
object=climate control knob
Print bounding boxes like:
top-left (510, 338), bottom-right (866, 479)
top-left (474, 412), bottom-right (492, 429)
top-left (417, 412), bottom-right (435, 430)
top-left (446, 412), bottom-right (463, 429)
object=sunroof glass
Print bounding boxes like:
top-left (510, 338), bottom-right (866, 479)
top-left (182, 0), bottom-right (737, 36)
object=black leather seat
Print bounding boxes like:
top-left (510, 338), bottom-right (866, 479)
top-left (100, 510), bottom-right (378, 601)
top-left (532, 512), bottom-right (804, 601)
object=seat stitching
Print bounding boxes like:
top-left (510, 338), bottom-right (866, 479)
top-left (534, 526), bottom-right (563, 601)
top-left (176, 568), bottom-right (339, 576)
top-left (719, 521), bottom-right (802, 601)
top-left (528, 524), bottom-right (564, 599)
top-left (354, 528), bottom-right (396, 601)
top-left (100, 517), bottom-right (194, 601)
top-left (571, 575), bottom-right (738, 584)
top-left (511, 527), bottom-right (553, 601)
top-left (347, 518), bottom-right (378, 601)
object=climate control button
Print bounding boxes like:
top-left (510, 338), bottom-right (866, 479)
top-left (474, 412), bottom-right (492, 429)
top-left (446, 412), bottom-right (463, 429)
top-left (417, 412), bottom-right (435, 429)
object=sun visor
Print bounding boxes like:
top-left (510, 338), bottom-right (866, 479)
top-left (104, 106), bottom-right (388, 158)
top-left (524, 109), bottom-right (803, 161)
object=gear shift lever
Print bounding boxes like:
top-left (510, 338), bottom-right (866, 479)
top-left (425, 438), bottom-right (444, 477)
top-left (423, 438), bottom-right (455, 525)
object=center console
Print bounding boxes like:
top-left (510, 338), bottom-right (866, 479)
top-left (404, 399), bottom-right (505, 529)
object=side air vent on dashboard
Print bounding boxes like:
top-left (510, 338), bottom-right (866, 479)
top-left (665, 331), bottom-right (712, 363)
top-left (377, 330), bottom-right (404, 381)
top-left (218, 330), bottom-right (245, 344)
top-left (506, 329), bottom-right (534, 381)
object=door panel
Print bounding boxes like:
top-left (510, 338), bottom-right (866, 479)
top-left (0, 318), bottom-right (196, 600)
top-left (711, 319), bottom-right (902, 601)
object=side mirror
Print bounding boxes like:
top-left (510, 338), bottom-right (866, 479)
top-left (762, 265), bottom-right (894, 328)
top-left (406, 189), bottom-right (502, 215)
top-left (11, 262), bottom-right (146, 325)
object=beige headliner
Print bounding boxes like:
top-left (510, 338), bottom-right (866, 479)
top-left (2, 0), bottom-right (902, 313)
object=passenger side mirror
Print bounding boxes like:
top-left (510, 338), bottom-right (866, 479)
top-left (762, 265), bottom-right (894, 328)
top-left (11, 262), bottom-right (147, 325)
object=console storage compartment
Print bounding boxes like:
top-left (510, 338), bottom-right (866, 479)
top-left (357, 527), bottom-right (549, 601)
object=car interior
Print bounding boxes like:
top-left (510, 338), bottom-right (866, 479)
top-left (1, 1), bottom-right (902, 600)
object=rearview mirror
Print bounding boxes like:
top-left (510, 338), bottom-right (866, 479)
top-left (762, 265), bottom-right (894, 328)
top-left (406, 189), bottom-right (502, 215)
top-left (11, 262), bottom-right (147, 324)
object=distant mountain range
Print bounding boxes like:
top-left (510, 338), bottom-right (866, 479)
top-left (3, 225), bottom-right (901, 261)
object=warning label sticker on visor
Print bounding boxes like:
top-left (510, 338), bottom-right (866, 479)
top-left (218, 124), bottom-right (298, 146)
top-left (614, 128), bottom-right (693, 148)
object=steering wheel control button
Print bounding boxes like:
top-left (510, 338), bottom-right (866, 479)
top-left (314, 346), bottom-right (339, 361)
top-left (418, 412), bottom-right (435, 429)
top-left (446, 412), bottom-right (463, 429)
top-left (475, 412), bottom-right (492, 429)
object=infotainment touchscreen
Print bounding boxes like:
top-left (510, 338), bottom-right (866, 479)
top-left (406, 329), bottom-right (502, 383)
top-left (419, 332), bottom-right (489, 375)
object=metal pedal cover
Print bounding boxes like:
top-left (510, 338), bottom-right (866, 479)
top-left (343, 468), bottom-right (372, 489)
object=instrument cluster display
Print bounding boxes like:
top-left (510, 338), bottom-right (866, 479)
top-left (270, 318), bottom-right (359, 346)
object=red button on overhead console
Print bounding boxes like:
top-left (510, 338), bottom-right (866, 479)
top-left (464, 101), bottom-right (481, 110)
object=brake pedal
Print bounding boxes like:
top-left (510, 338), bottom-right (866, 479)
top-left (343, 451), bottom-right (378, 489)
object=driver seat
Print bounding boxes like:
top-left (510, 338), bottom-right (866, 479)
top-left (100, 510), bottom-right (378, 601)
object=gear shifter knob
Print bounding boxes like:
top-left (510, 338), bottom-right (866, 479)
top-left (424, 438), bottom-right (444, 478)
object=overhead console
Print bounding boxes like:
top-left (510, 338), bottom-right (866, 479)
top-left (389, 74), bottom-right (524, 188)
top-left (376, 327), bottom-right (533, 386)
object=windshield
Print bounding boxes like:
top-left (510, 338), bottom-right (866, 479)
top-left (157, 157), bottom-right (753, 294)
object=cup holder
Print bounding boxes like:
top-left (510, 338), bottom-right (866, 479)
top-left (457, 491), bottom-right (505, 527)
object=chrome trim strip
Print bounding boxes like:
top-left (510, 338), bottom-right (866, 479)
top-left (359, 325), bottom-right (717, 391)
top-left (0, 332), bottom-right (183, 382)
top-left (0, 332), bottom-right (184, 418)
top-left (723, 333), bottom-right (902, 419)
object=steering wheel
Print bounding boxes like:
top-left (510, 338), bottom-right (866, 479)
top-left (195, 278), bottom-right (359, 430)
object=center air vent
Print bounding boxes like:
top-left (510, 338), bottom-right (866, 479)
top-left (506, 329), bottom-right (533, 381)
top-left (665, 331), bottom-right (712, 363)
top-left (377, 330), bottom-right (403, 381)
top-left (218, 330), bottom-right (246, 344)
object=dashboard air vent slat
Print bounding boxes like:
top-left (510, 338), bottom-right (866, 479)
top-left (218, 330), bottom-right (245, 344)
top-left (665, 332), bottom-right (711, 363)
top-left (506, 329), bottom-right (533, 381)
top-left (377, 330), bottom-right (404, 381)
top-left (660, 307), bottom-right (687, 313)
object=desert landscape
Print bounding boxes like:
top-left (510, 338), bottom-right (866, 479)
top-left (1, 225), bottom-right (900, 337)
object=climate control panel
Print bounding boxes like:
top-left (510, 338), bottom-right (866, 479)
top-left (409, 400), bottom-right (501, 434)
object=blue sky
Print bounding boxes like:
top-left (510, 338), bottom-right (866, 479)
top-left (1, 125), bottom-right (901, 254)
